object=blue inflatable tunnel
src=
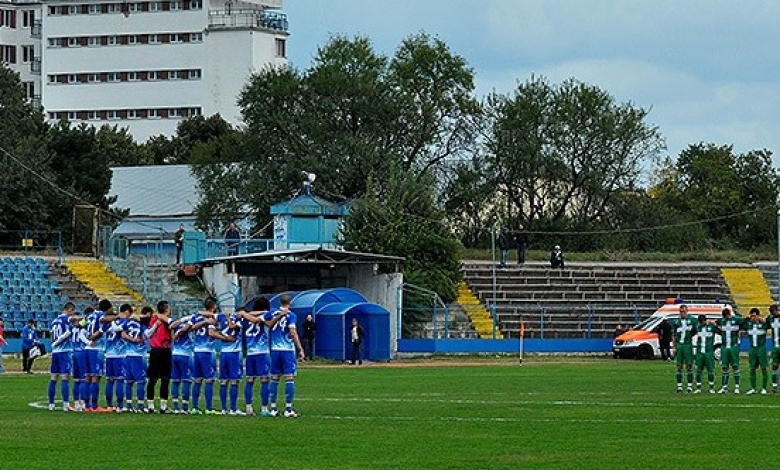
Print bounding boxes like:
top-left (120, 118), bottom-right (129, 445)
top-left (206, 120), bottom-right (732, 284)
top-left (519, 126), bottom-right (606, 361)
top-left (315, 302), bottom-right (391, 362)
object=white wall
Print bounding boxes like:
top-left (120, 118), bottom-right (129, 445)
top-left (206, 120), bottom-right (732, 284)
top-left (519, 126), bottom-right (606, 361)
top-left (348, 265), bottom-right (403, 356)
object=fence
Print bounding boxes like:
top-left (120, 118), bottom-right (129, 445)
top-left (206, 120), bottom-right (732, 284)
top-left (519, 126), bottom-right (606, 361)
top-left (0, 230), bottom-right (63, 262)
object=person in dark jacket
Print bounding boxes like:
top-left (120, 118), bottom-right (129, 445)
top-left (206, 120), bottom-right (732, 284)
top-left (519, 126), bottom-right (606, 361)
top-left (550, 245), bottom-right (564, 269)
top-left (174, 224), bottom-right (185, 265)
top-left (224, 222), bottom-right (241, 256)
top-left (655, 318), bottom-right (673, 361)
top-left (515, 225), bottom-right (530, 265)
top-left (21, 319), bottom-right (40, 373)
top-left (350, 318), bottom-right (365, 365)
top-left (497, 227), bottom-right (510, 268)
top-left (302, 314), bottom-right (316, 361)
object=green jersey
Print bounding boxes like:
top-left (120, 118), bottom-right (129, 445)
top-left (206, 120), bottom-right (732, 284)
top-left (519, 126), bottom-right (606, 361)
top-left (671, 316), bottom-right (698, 346)
top-left (716, 315), bottom-right (744, 349)
top-left (695, 324), bottom-right (718, 355)
top-left (765, 314), bottom-right (780, 348)
top-left (741, 319), bottom-right (768, 349)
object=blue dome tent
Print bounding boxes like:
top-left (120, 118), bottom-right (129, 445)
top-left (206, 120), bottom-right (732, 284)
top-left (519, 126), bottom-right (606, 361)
top-left (315, 301), bottom-right (391, 362)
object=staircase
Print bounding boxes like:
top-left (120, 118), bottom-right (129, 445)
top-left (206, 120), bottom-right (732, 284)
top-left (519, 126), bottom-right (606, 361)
top-left (457, 280), bottom-right (503, 339)
top-left (720, 267), bottom-right (774, 316)
top-left (65, 260), bottom-right (145, 306)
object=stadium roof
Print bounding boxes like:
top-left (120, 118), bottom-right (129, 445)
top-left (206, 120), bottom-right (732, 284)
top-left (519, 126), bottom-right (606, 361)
top-left (110, 165), bottom-right (199, 217)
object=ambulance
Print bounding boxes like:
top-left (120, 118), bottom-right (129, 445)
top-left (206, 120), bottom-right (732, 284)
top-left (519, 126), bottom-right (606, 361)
top-left (612, 299), bottom-right (731, 359)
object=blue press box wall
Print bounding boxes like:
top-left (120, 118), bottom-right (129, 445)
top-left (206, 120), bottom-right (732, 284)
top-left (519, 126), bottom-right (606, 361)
top-left (2, 339), bottom-right (52, 354)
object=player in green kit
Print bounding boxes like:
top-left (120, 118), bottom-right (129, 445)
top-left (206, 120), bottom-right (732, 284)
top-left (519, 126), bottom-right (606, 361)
top-left (741, 307), bottom-right (769, 395)
top-left (716, 306), bottom-right (744, 394)
top-left (693, 314), bottom-right (718, 394)
top-left (671, 304), bottom-right (698, 393)
top-left (765, 304), bottom-right (780, 393)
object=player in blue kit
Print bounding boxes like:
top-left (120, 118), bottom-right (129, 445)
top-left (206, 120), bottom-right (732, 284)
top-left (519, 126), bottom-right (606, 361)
top-left (240, 297), bottom-right (272, 417)
top-left (170, 315), bottom-right (194, 414)
top-left (121, 304), bottom-right (148, 413)
top-left (264, 294), bottom-right (305, 418)
top-left (190, 297), bottom-right (220, 415)
top-left (70, 306), bottom-right (92, 412)
top-left (48, 303), bottom-right (76, 411)
top-left (216, 309), bottom-right (244, 415)
top-left (104, 304), bottom-right (131, 412)
top-left (84, 299), bottom-right (116, 411)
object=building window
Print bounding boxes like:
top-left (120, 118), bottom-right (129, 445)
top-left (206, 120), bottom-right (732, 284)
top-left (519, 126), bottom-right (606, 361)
top-left (148, 70), bottom-right (159, 81)
top-left (47, 38), bottom-right (59, 48)
top-left (23, 10), bottom-right (34, 27)
top-left (190, 32), bottom-right (203, 43)
top-left (21, 45), bottom-right (34, 62)
top-left (128, 71), bottom-right (140, 81)
top-left (275, 38), bottom-right (286, 58)
top-left (67, 37), bottom-right (79, 47)
top-left (67, 111), bottom-right (77, 120)
top-left (128, 35), bottom-right (139, 45)
top-left (188, 69), bottom-right (201, 79)
top-left (87, 73), bottom-right (99, 83)
top-left (68, 5), bottom-right (79, 15)
top-left (150, 1), bottom-right (161, 11)
top-left (148, 109), bottom-right (160, 119)
top-left (170, 33), bottom-right (183, 43)
top-left (107, 3), bottom-right (120, 13)
top-left (88, 36), bottom-right (99, 47)
top-left (108, 35), bottom-right (120, 46)
top-left (67, 74), bottom-right (78, 84)
top-left (169, 70), bottom-right (182, 80)
top-left (128, 109), bottom-right (138, 119)
top-left (48, 75), bottom-right (57, 84)
top-left (168, 108), bottom-right (182, 118)
top-left (87, 111), bottom-right (98, 120)
top-left (170, 1), bottom-right (182, 10)
top-left (189, 0), bottom-right (202, 9)
top-left (149, 34), bottom-right (160, 44)
top-left (107, 110), bottom-right (119, 120)
top-left (88, 4), bottom-right (99, 14)
top-left (107, 72), bottom-right (120, 82)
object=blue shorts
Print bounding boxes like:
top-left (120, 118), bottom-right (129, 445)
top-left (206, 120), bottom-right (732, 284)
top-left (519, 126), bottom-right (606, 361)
top-left (269, 350), bottom-right (297, 376)
top-left (85, 349), bottom-right (105, 376)
top-left (72, 350), bottom-right (88, 380)
top-left (219, 351), bottom-right (243, 381)
top-left (193, 352), bottom-right (216, 380)
top-left (123, 356), bottom-right (147, 383)
top-left (105, 357), bottom-right (124, 379)
top-left (50, 352), bottom-right (73, 375)
top-left (245, 353), bottom-right (270, 378)
top-left (171, 354), bottom-right (193, 382)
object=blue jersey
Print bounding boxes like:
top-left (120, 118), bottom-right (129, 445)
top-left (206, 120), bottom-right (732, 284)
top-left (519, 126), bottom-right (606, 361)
top-left (71, 326), bottom-right (89, 352)
top-left (122, 318), bottom-right (147, 357)
top-left (242, 314), bottom-right (269, 356)
top-left (84, 311), bottom-right (107, 351)
top-left (104, 318), bottom-right (127, 358)
top-left (218, 314), bottom-right (242, 354)
top-left (50, 314), bottom-right (73, 354)
top-left (264, 309), bottom-right (297, 352)
top-left (21, 325), bottom-right (39, 349)
top-left (172, 320), bottom-right (194, 357)
top-left (190, 313), bottom-right (216, 353)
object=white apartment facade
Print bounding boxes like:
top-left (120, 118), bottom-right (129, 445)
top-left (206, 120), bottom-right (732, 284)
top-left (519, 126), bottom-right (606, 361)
top-left (0, 0), bottom-right (287, 140)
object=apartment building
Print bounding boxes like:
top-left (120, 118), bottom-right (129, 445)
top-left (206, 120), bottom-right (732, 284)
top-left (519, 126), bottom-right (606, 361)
top-left (0, 0), bottom-right (288, 140)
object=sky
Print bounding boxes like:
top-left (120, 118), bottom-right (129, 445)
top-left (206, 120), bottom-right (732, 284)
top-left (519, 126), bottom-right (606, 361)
top-left (283, 0), bottom-right (780, 169)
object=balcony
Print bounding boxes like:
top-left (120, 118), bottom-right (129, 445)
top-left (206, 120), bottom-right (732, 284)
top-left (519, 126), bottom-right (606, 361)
top-left (30, 95), bottom-right (41, 109)
top-left (30, 58), bottom-right (41, 75)
top-left (31, 20), bottom-right (41, 38)
top-left (208, 9), bottom-right (288, 33)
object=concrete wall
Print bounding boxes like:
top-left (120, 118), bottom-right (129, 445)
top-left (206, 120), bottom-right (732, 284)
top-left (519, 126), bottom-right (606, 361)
top-left (202, 263), bottom-right (238, 312)
top-left (347, 265), bottom-right (402, 356)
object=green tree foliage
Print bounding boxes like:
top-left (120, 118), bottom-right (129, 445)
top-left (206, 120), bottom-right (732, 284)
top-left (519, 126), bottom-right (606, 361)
top-left (341, 170), bottom-right (463, 302)
top-left (651, 143), bottom-right (780, 248)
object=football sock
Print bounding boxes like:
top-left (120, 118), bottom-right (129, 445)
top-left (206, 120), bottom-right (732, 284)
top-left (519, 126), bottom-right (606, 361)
top-left (160, 379), bottom-right (170, 400)
top-left (707, 371), bottom-right (714, 384)
top-left (269, 379), bottom-right (279, 405)
top-left (106, 379), bottom-right (115, 407)
top-left (773, 371), bottom-right (779, 389)
top-left (686, 371), bottom-right (693, 387)
top-left (73, 380), bottom-right (81, 403)
top-left (116, 380), bottom-right (125, 408)
top-left (182, 382), bottom-right (191, 410)
top-left (136, 382), bottom-right (145, 404)
top-left (285, 380), bottom-right (295, 406)
top-left (61, 380), bottom-right (70, 405)
top-left (261, 381), bottom-right (270, 406)
top-left (171, 382), bottom-right (180, 410)
top-left (734, 370), bottom-right (741, 385)
top-left (192, 382), bottom-right (201, 409)
top-left (675, 370), bottom-right (682, 387)
top-left (721, 370), bottom-right (729, 388)
top-left (219, 383), bottom-right (228, 411)
top-left (91, 381), bottom-right (100, 408)
top-left (244, 381), bottom-right (254, 405)
top-left (125, 382), bottom-right (134, 405)
top-left (48, 380), bottom-right (56, 405)
top-left (230, 384), bottom-right (238, 412)
top-left (205, 382), bottom-right (214, 411)
top-left (695, 371), bottom-right (702, 386)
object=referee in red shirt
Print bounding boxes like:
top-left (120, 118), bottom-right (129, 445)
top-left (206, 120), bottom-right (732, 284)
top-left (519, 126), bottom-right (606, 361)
top-left (145, 300), bottom-right (173, 413)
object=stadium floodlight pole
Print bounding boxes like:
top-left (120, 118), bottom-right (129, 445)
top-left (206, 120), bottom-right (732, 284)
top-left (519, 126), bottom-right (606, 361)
top-left (491, 225), bottom-right (497, 339)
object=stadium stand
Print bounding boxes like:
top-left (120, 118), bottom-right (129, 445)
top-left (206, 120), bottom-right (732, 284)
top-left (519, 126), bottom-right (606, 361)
top-left (461, 263), bottom-right (735, 340)
top-left (0, 256), bottom-right (65, 331)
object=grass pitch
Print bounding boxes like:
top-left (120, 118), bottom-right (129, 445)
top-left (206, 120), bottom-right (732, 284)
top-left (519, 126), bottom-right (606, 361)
top-left (1, 356), bottom-right (778, 470)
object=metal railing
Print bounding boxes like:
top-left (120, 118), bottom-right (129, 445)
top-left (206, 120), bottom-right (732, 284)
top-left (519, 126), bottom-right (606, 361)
top-left (207, 9), bottom-right (288, 32)
top-left (31, 20), bottom-right (41, 38)
top-left (30, 58), bottom-right (41, 74)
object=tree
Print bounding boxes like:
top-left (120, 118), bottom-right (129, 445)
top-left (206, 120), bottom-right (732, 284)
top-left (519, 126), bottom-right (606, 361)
top-left (478, 76), bottom-right (664, 232)
top-left (651, 143), bottom-right (780, 248)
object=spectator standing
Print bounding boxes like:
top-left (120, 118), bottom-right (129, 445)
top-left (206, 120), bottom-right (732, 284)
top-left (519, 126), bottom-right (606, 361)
top-left (497, 227), bottom-right (510, 268)
top-left (0, 317), bottom-right (5, 374)
top-left (174, 224), bottom-right (185, 265)
top-left (302, 314), bottom-right (316, 360)
top-left (655, 318), bottom-right (673, 361)
top-left (350, 318), bottom-right (365, 365)
top-left (146, 301), bottom-right (173, 413)
top-left (515, 225), bottom-right (530, 265)
top-left (550, 245), bottom-right (565, 269)
top-left (224, 222), bottom-right (241, 257)
top-left (22, 319), bottom-right (40, 373)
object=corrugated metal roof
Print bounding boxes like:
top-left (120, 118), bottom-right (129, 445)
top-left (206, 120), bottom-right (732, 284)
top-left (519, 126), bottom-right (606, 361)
top-left (110, 165), bottom-right (199, 217)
